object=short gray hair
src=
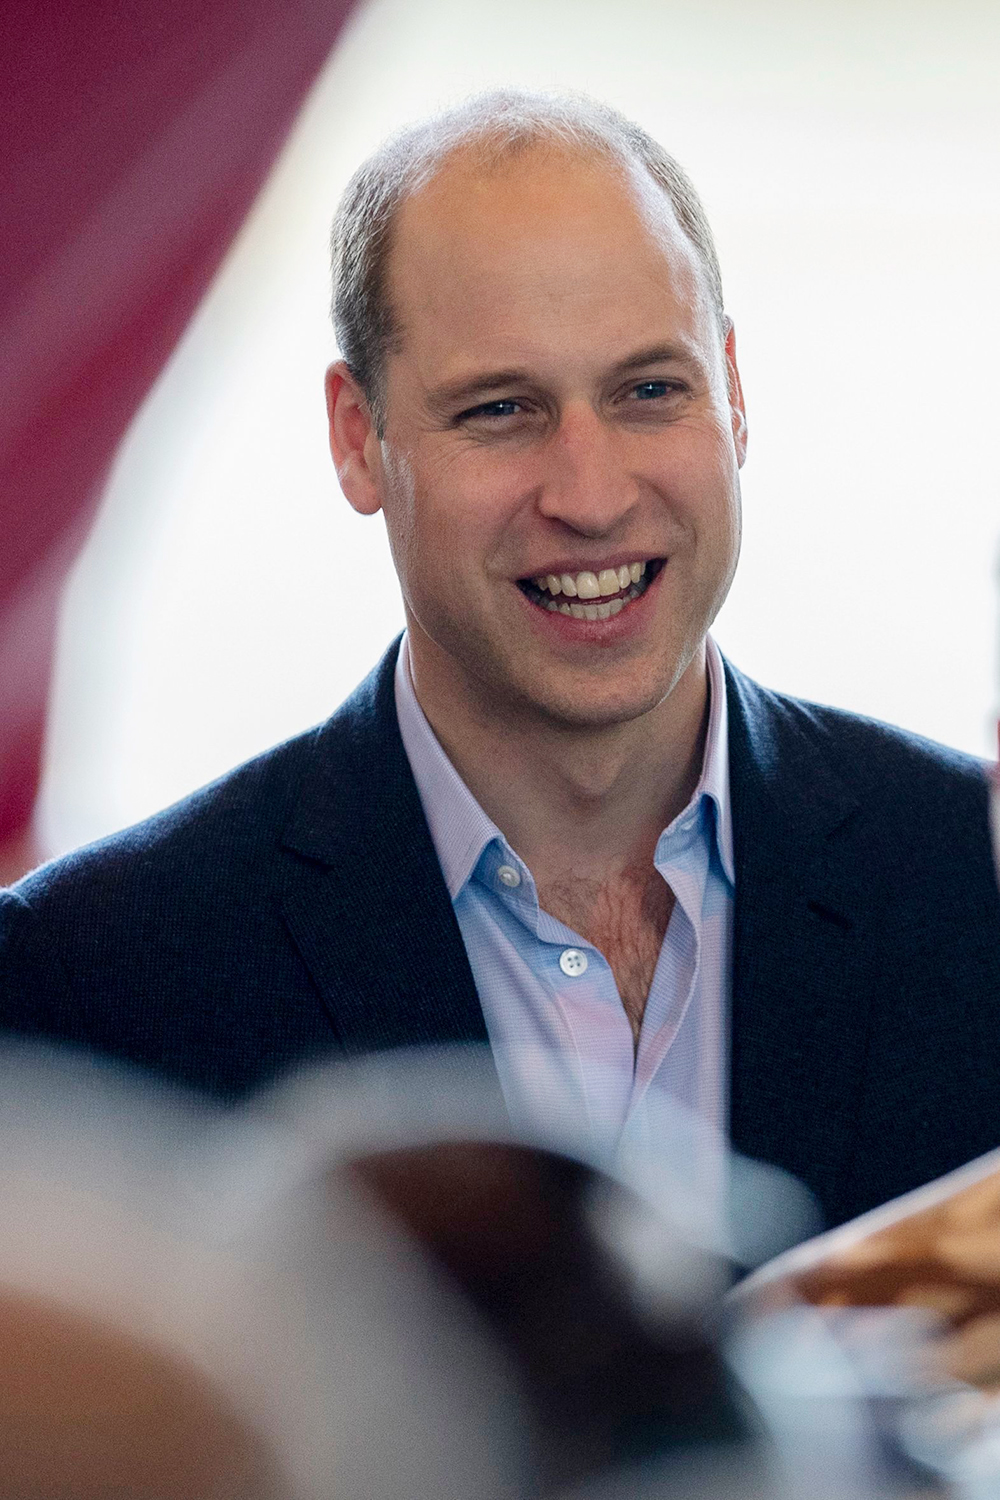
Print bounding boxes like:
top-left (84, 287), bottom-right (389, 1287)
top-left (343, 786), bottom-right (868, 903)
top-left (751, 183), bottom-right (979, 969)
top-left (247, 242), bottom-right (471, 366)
top-left (331, 89), bottom-right (726, 431)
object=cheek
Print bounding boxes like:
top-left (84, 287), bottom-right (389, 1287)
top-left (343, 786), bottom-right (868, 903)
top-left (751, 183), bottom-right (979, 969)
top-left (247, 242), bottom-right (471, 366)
top-left (381, 450), bottom-right (516, 588)
top-left (695, 409), bottom-right (742, 477)
top-left (417, 452), bottom-right (528, 558)
top-left (657, 419), bottom-right (741, 522)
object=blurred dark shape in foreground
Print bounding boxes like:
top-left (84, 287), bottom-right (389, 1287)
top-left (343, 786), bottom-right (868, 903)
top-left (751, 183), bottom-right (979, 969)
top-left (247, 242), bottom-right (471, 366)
top-left (0, 1042), bottom-right (980, 1498)
top-left (349, 1139), bottom-right (750, 1493)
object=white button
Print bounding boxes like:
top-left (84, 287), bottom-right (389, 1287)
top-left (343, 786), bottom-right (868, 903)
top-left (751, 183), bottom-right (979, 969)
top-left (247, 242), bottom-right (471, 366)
top-left (497, 865), bottom-right (521, 889)
top-left (559, 948), bottom-right (588, 977)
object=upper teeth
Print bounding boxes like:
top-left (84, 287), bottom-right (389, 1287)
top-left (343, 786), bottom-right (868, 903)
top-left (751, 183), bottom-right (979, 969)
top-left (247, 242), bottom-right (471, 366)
top-left (533, 562), bottom-right (646, 598)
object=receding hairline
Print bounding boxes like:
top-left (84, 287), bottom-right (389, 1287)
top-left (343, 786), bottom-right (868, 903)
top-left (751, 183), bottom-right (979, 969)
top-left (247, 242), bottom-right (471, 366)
top-left (393, 112), bottom-right (677, 201)
top-left (396, 130), bottom-right (689, 220)
top-left (330, 90), bottom-right (728, 427)
top-left (387, 137), bottom-right (717, 323)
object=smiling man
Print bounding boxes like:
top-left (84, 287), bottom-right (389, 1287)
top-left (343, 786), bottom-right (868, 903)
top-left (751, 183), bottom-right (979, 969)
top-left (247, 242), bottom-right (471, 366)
top-left (1, 91), bottom-right (998, 1232)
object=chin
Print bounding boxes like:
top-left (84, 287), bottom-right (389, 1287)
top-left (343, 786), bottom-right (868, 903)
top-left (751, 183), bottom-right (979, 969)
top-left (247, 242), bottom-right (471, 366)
top-left (523, 670), bottom-right (679, 733)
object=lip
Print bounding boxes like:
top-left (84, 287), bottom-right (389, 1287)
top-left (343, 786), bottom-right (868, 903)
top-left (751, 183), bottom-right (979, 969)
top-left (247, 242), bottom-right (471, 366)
top-left (515, 558), bottom-right (666, 644)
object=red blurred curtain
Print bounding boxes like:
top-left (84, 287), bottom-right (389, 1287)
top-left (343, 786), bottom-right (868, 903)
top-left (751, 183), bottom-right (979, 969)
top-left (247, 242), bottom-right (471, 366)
top-left (1, 0), bottom-right (356, 875)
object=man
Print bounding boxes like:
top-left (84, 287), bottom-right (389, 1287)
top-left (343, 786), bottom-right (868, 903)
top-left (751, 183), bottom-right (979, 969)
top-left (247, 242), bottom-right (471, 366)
top-left (1, 92), bottom-right (998, 1232)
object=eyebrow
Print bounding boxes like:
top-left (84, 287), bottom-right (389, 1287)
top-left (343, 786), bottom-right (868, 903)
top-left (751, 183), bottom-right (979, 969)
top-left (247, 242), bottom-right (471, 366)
top-left (426, 343), bottom-right (702, 411)
top-left (610, 342), bottom-right (700, 373)
top-left (426, 370), bottom-right (533, 411)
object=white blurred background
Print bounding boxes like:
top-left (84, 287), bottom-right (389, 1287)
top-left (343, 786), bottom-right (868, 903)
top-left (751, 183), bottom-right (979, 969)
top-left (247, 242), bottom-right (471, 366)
top-left (38, 0), bottom-right (1000, 854)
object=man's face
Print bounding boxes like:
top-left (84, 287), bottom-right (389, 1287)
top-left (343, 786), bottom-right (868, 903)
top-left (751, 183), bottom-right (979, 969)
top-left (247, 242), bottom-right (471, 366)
top-left (351, 146), bottom-right (746, 731)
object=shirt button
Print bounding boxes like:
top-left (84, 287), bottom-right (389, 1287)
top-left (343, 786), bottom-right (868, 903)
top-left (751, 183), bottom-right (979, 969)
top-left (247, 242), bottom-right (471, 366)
top-left (497, 865), bottom-right (521, 889)
top-left (559, 948), bottom-right (588, 977)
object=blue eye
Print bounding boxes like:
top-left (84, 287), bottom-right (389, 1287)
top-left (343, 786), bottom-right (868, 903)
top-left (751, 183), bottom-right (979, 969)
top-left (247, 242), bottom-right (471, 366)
top-left (633, 381), bottom-right (671, 400)
top-left (463, 399), bottom-right (522, 420)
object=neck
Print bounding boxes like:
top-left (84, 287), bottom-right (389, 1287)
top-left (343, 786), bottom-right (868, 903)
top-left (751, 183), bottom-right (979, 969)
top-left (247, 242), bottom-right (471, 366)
top-left (407, 639), bottom-right (711, 887)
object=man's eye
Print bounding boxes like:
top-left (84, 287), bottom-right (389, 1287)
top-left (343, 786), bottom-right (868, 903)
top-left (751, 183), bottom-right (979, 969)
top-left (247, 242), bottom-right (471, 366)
top-left (631, 380), bottom-right (674, 401)
top-left (460, 399), bottom-right (523, 421)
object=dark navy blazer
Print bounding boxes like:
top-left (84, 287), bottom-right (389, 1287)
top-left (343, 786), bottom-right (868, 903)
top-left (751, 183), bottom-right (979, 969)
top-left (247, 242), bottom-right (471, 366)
top-left (2, 638), bottom-right (999, 1229)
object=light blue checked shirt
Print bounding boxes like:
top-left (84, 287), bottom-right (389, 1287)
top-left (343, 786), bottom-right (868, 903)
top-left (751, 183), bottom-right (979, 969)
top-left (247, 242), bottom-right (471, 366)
top-left (395, 636), bottom-right (735, 1181)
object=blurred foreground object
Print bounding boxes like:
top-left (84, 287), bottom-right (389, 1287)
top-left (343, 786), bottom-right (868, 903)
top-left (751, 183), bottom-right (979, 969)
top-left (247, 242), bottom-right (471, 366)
top-left (261, 1052), bottom-right (780, 1497)
top-left (0, 0), bottom-right (356, 874)
top-left (2, 1040), bottom-right (970, 1499)
top-left (739, 1149), bottom-right (1000, 1496)
top-left (347, 1139), bottom-right (745, 1491)
top-left (0, 1292), bottom-right (273, 1499)
top-left (746, 1150), bottom-right (1000, 1386)
top-left (317, 1052), bottom-right (955, 1500)
top-left (0, 1043), bottom-right (826, 1499)
top-left (0, 1046), bottom-right (524, 1499)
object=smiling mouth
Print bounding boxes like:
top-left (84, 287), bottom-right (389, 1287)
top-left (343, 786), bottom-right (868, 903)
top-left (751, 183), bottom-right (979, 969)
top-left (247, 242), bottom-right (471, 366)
top-left (517, 560), bottom-right (663, 620)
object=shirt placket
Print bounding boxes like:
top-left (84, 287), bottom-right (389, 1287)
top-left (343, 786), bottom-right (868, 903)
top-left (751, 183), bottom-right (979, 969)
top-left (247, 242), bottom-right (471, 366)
top-left (530, 907), bottom-right (635, 1150)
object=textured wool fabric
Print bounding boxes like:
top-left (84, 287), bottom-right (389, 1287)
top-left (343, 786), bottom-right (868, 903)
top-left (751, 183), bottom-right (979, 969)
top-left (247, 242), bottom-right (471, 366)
top-left (1, 635), bottom-right (998, 1232)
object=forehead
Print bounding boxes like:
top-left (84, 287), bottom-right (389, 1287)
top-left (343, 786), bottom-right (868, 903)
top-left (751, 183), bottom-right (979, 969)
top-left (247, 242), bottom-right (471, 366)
top-left (385, 145), bottom-right (714, 386)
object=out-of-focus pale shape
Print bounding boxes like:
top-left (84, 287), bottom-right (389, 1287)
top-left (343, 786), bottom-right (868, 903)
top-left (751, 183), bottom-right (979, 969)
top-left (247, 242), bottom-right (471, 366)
top-left (0, 1042), bottom-right (785, 1499)
top-left (0, 1041), bottom-right (894, 1500)
top-left (0, 1044), bottom-right (526, 1500)
top-left (727, 1304), bottom-right (950, 1500)
top-left (735, 1147), bottom-right (1000, 1350)
top-left (268, 1047), bottom-right (818, 1276)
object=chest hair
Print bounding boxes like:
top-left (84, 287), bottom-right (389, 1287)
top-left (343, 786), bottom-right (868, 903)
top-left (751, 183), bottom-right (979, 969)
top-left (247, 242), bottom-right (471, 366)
top-left (537, 864), bottom-right (675, 1046)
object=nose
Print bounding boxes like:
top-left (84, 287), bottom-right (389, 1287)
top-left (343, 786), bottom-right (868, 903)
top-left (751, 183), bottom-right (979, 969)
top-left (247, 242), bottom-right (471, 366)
top-left (535, 403), bottom-right (639, 536)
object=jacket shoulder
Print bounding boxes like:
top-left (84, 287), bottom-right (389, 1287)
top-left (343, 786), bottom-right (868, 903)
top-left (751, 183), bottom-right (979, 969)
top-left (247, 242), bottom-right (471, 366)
top-left (725, 659), bottom-right (989, 806)
top-left (9, 722), bottom-right (328, 915)
top-left (0, 659), bottom-right (402, 1094)
top-left (8, 637), bottom-right (405, 914)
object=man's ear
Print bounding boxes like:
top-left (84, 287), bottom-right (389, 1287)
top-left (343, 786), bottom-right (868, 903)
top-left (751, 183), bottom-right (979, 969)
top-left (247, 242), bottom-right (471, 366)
top-left (723, 321), bottom-right (748, 468)
top-left (325, 361), bottom-right (383, 516)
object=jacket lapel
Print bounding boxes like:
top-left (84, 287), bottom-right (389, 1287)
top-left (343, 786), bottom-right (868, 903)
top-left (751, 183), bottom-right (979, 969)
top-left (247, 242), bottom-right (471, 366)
top-left (725, 660), bottom-right (872, 1223)
top-left (279, 639), bottom-right (492, 1059)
